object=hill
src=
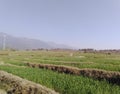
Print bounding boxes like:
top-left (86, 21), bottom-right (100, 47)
top-left (0, 32), bottom-right (71, 50)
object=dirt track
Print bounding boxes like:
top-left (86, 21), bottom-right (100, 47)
top-left (0, 71), bottom-right (59, 94)
top-left (26, 63), bottom-right (120, 85)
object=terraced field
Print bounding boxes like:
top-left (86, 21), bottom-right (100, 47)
top-left (0, 50), bottom-right (120, 94)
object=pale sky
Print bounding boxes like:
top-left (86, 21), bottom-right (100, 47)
top-left (0, 0), bottom-right (120, 49)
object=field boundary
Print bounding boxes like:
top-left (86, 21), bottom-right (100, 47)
top-left (26, 63), bottom-right (120, 85)
top-left (0, 71), bottom-right (59, 94)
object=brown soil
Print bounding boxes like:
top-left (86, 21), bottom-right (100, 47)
top-left (26, 63), bottom-right (120, 85)
top-left (0, 71), bottom-right (59, 94)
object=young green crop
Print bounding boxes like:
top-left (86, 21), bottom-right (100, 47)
top-left (0, 50), bottom-right (120, 72)
top-left (0, 65), bottom-right (120, 94)
top-left (0, 51), bottom-right (120, 93)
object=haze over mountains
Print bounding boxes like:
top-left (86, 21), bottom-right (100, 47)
top-left (0, 32), bottom-right (71, 50)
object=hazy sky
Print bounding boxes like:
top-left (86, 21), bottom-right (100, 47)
top-left (0, 0), bottom-right (120, 49)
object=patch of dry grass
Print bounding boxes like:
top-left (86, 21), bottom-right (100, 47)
top-left (0, 71), bottom-right (59, 94)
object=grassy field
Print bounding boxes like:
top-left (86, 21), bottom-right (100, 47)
top-left (0, 50), bottom-right (120, 94)
top-left (1, 50), bottom-right (120, 71)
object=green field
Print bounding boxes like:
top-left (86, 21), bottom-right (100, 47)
top-left (0, 50), bottom-right (120, 94)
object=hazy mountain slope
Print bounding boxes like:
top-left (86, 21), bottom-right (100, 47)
top-left (0, 32), bottom-right (71, 50)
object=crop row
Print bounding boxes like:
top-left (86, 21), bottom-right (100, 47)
top-left (26, 63), bottom-right (120, 85)
top-left (0, 65), bottom-right (120, 94)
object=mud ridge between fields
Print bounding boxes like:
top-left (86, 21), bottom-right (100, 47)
top-left (0, 71), bottom-right (59, 94)
top-left (26, 63), bottom-right (120, 85)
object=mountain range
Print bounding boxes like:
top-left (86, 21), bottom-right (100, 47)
top-left (0, 32), bottom-right (71, 50)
